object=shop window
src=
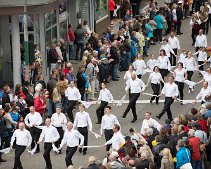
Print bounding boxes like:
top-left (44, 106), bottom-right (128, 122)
top-left (95, 0), bottom-right (108, 21)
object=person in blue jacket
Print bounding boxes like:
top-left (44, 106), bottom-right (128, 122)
top-left (176, 139), bottom-right (192, 169)
top-left (154, 10), bottom-right (164, 43)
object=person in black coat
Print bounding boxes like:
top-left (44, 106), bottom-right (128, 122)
top-left (76, 67), bottom-right (86, 101)
top-left (177, 125), bottom-right (188, 139)
top-left (25, 86), bottom-right (34, 107)
top-left (88, 32), bottom-right (98, 50)
top-left (176, 2), bottom-right (183, 35)
top-left (2, 85), bottom-right (11, 109)
top-left (136, 153), bottom-right (150, 169)
top-left (110, 42), bottom-right (120, 81)
top-left (22, 81), bottom-right (30, 96)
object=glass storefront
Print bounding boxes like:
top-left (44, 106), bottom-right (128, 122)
top-left (95, 0), bottom-right (108, 21)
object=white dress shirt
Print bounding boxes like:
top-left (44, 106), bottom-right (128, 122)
top-left (149, 72), bottom-right (163, 84)
top-left (178, 53), bottom-right (186, 65)
top-left (105, 131), bottom-right (125, 150)
top-left (203, 73), bottom-right (211, 88)
top-left (11, 129), bottom-right (32, 147)
top-left (124, 70), bottom-right (136, 85)
top-left (140, 118), bottom-right (161, 135)
top-left (193, 51), bottom-right (207, 62)
top-left (60, 129), bottom-right (84, 148)
top-left (51, 113), bottom-right (67, 128)
top-left (65, 86), bottom-right (81, 101)
top-left (174, 68), bottom-right (187, 82)
top-left (160, 44), bottom-right (175, 58)
top-left (156, 56), bottom-right (171, 70)
top-left (24, 112), bottom-right (42, 127)
top-left (161, 82), bottom-right (179, 97)
top-left (147, 59), bottom-right (157, 71)
top-left (195, 34), bottom-right (207, 48)
top-left (196, 87), bottom-right (211, 102)
top-left (184, 57), bottom-right (197, 71)
top-left (168, 36), bottom-right (180, 49)
top-left (98, 88), bottom-right (114, 102)
top-left (73, 111), bottom-right (92, 130)
top-left (39, 125), bottom-right (60, 143)
top-left (132, 59), bottom-right (146, 75)
top-left (125, 78), bottom-right (145, 93)
top-left (100, 114), bottom-right (120, 135)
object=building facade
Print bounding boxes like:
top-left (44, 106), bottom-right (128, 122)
top-left (0, 0), bottom-right (110, 86)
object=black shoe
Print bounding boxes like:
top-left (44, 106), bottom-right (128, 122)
top-left (156, 102), bottom-right (159, 105)
top-left (156, 115), bottom-right (161, 120)
top-left (79, 148), bottom-right (82, 153)
top-left (131, 119), bottom-right (137, 123)
top-left (0, 158), bottom-right (6, 162)
top-left (121, 115), bottom-right (126, 118)
top-left (83, 151), bottom-right (87, 155)
top-left (34, 150), bottom-right (40, 154)
top-left (112, 78), bottom-right (119, 81)
top-left (95, 122), bottom-right (101, 124)
top-left (150, 99), bottom-right (152, 104)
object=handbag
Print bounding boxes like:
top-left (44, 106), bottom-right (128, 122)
top-left (180, 149), bottom-right (193, 169)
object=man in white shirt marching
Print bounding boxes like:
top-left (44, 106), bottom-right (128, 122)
top-left (10, 122), bottom-right (32, 169)
top-left (58, 122), bottom-right (84, 167)
top-left (73, 103), bottom-right (92, 155)
top-left (122, 73), bottom-right (145, 123)
top-left (140, 112), bottom-right (161, 136)
top-left (65, 80), bottom-right (81, 122)
top-left (168, 31), bottom-right (180, 66)
top-left (96, 83), bottom-right (114, 124)
top-left (38, 118), bottom-right (60, 169)
top-left (24, 106), bottom-right (42, 154)
top-left (156, 76), bottom-right (179, 121)
top-left (101, 106), bottom-right (120, 151)
top-left (194, 81), bottom-right (211, 104)
top-left (104, 124), bottom-right (125, 151)
top-left (51, 106), bottom-right (67, 153)
top-left (195, 29), bottom-right (207, 52)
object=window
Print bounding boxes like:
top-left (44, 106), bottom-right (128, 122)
top-left (95, 0), bottom-right (108, 21)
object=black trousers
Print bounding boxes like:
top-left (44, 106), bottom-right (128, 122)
top-left (170, 49), bottom-right (177, 66)
top-left (159, 69), bottom-right (168, 88)
top-left (96, 101), bottom-right (108, 123)
top-left (78, 127), bottom-right (88, 153)
top-left (155, 29), bottom-right (163, 42)
top-left (14, 145), bottom-right (26, 169)
top-left (123, 93), bottom-right (140, 120)
top-left (191, 28), bottom-right (199, 44)
top-left (55, 127), bottom-right (64, 149)
top-left (104, 129), bottom-right (114, 151)
top-left (177, 20), bottom-right (182, 34)
top-left (159, 97), bottom-right (174, 120)
top-left (29, 127), bottom-right (41, 151)
top-left (65, 146), bottom-right (77, 167)
top-left (66, 100), bottom-right (77, 122)
top-left (151, 83), bottom-right (160, 104)
top-left (198, 61), bottom-right (204, 71)
top-left (43, 143), bottom-right (52, 169)
top-left (187, 71), bottom-right (194, 81)
top-left (175, 81), bottom-right (184, 101)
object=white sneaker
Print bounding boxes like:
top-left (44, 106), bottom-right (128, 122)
top-left (188, 89), bottom-right (190, 93)
top-left (191, 88), bottom-right (194, 92)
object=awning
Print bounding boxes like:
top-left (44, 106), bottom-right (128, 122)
top-left (0, 0), bottom-right (58, 7)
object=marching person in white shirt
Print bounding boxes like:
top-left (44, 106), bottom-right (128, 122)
top-left (184, 51), bottom-right (197, 92)
top-left (104, 124), bottom-right (125, 151)
top-left (195, 29), bottom-right (207, 52)
top-left (73, 103), bottom-right (92, 155)
top-left (146, 66), bottom-right (164, 104)
top-left (132, 55), bottom-right (146, 79)
top-left (147, 54), bottom-right (157, 71)
top-left (178, 49), bottom-right (187, 66)
top-left (168, 31), bottom-right (180, 66)
top-left (10, 122), bottom-right (32, 169)
top-left (197, 67), bottom-right (211, 88)
top-left (194, 81), bottom-right (211, 104)
top-left (65, 80), bottom-right (81, 122)
top-left (51, 106), bottom-right (67, 153)
top-left (100, 106), bottom-right (120, 151)
top-left (156, 49), bottom-right (171, 88)
top-left (122, 73), bottom-right (145, 123)
top-left (37, 118), bottom-right (60, 169)
top-left (123, 65), bottom-right (136, 85)
top-left (160, 38), bottom-right (176, 62)
top-left (192, 47), bottom-right (207, 72)
top-left (58, 122), bottom-right (84, 167)
top-left (156, 76), bottom-right (179, 121)
top-left (140, 112), bottom-right (161, 136)
top-left (173, 62), bottom-right (187, 104)
top-left (24, 106), bottom-right (42, 154)
top-left (96, 83), bottom-right (114, 124)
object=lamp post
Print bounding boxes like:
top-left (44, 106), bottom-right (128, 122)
top-left (24, 0), bottom-right (30, 82)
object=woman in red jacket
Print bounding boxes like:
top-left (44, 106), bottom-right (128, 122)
top-left (34, 90), bottom-right (46, 117)
top-left (110, 0), bottom-right (116, 21)
top-left (14, 84), bottom-right (26, 100)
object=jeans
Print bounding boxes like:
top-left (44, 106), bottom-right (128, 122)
top-left (90, 79), bottom-right (96, 99)
top-left (126, 52), bottom-right (131, 68)
top-left (48, 98), bottom-right (54, 117)
top-left (112, 63), bottom-right (119, 79)
top-left (120, 54), bottom-right (128, 70)
top-left (61, 96), bottom-right (67, 114)
top-left (69, 44), bottom-right (75, 60)
top-left (76, 43), bottom-right (84, 60)
top-left (155, 29), bottom-right (163, 42)
top-left (192, 160), bottom-right (201, 169)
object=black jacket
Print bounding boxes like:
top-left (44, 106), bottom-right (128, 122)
top-left (26, 93), bottom-right (34, 107)
top-left (136, 159), bottom-right (150, 169)
top-left (2, 92), bottom-right (10, 109)
top-left (110, 46), bottom-right (120, 64)
top-left (86, 163), bottom-right (100, 169)
top-left (176, 6), bottom-right (183, 20)
top-left (152, 142), bottom-right (167, 167)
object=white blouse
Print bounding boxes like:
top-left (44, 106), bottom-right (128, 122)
top-left (174, 68), bottom-right (187, 82)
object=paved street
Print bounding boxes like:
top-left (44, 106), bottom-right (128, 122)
top-left (1, 5), bottom-right (211, 169)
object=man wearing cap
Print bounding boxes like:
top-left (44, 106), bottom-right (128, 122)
top-left (176, 1), bottom-right (184, 35)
